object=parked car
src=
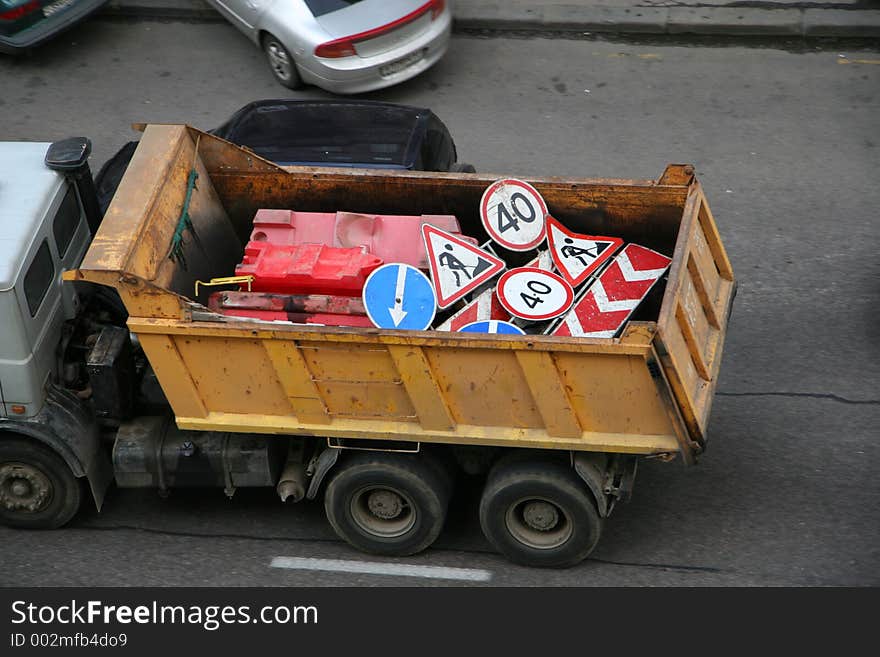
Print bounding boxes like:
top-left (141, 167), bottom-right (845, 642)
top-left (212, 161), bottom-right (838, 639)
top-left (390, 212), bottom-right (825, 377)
top-left (204, 0), bottom-right (451, 93)
top-left (0, 0), bottom-right (107, 53)
top-left (94, 99), bottom-right (475, 216)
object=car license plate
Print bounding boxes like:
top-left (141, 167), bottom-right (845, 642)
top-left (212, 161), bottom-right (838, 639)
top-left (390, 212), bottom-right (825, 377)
top-left (379, 49), bottom-right (425, 78)
top-left (43, 0), bottom-right (76, 17)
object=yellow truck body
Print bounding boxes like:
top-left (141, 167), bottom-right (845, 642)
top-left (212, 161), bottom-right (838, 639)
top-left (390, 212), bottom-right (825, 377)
top-left (68, 124), bottom-right (735, 467)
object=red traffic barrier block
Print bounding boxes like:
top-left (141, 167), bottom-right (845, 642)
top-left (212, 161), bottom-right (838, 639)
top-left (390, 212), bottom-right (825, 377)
top-left (235, 242), bottom-right (383, 296)
top-left (250, 209), bottom-right (472, 270)
top-left (208, 291), bottom-right (372, 327)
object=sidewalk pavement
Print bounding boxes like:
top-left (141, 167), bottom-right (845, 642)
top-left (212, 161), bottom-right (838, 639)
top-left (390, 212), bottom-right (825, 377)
top-left (100, 0), bottom-right (880, 38)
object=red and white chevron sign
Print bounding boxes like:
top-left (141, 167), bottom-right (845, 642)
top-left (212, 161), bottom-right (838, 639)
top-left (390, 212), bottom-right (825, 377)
top-left (435, 288), bottom-right (511, 331)
top-left (552, 244), bottom-right (671, 338)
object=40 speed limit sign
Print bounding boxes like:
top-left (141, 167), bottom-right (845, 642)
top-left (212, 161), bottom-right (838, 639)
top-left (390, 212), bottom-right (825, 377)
top-left (480, 179), bottom-right (548, 251)
top-left (496, 267), bottom-right (574, 321)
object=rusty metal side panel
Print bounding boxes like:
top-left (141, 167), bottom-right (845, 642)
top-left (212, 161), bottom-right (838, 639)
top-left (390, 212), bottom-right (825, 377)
top-left (71, 124), bottom-right (242, 317)
top-left (656, 182), bottom-right (735, 450)
top-left (128, 318), bottom-right (681, 455)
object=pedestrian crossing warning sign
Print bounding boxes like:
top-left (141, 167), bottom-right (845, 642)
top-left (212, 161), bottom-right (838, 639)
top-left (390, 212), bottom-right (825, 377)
top-left (422, 223), bottom-right (506, 308)
top-left (546, 216), bottom-right (623, 287)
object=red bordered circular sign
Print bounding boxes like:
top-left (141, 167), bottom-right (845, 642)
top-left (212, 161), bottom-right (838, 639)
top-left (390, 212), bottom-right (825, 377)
top-left (480, 179), bottom-right (548, 252)
top-left (496, 267), bottom-right (574, 321)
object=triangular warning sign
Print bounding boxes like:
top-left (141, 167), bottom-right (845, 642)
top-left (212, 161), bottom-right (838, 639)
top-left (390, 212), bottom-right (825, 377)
top-left (546, 216), bottom-right (623, 287)
top-left (422, 224), bottom-right (506, 308)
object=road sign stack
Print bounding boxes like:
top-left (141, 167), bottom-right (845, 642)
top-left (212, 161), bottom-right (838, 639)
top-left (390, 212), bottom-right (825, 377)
top-left (209, 180), bottom-right (671, 338)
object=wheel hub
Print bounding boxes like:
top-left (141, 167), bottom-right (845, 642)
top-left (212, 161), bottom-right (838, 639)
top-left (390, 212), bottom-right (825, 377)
top-left (267, 43), bottom-right (291, 79)
top-left (522, 500), bottom-right (559, 531)
top-left (367, 489), bottom-right (403, 520)
top-left (0, 463), bottom-right (51, 513)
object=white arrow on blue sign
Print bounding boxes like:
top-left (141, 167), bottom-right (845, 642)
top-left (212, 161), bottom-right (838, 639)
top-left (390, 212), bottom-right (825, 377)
top-left (457, 320), bottom-right (526, 335)
top-left (363, 263), bottom-right (437, 330)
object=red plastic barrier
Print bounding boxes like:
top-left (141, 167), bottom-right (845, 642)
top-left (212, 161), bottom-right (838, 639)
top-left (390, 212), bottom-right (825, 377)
top-left (207, 291), bottom-right (372, 327)
top-left (235, 242), bottom-right (382, 296)
top-left (249, 209), bottom-right (474, 269)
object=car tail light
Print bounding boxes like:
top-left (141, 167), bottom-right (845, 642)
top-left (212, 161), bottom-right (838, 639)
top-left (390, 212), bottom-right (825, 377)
top-left (0, 0), bottom-right (40, 21)
top-left (314, 0), bottom-right (445, 59)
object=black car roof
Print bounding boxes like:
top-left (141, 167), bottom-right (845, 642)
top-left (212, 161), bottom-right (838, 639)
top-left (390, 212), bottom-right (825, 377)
top-left (211, 99), bottom-right (434, 169)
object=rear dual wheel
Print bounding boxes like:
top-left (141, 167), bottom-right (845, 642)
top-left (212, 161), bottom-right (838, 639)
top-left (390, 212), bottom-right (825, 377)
top-left (324, 452), bottom-right (451, 557)
top-left (479, 457), bottom-right (602, 568)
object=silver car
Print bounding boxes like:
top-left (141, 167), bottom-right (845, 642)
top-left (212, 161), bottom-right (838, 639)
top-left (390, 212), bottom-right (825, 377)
top-left (206, 0), bottom-right (452, 94)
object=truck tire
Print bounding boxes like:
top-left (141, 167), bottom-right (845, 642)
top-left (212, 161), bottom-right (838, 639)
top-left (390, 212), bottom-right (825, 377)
top-left (324, 452), bottom-right (450, 557)
top-left (479, 458), bottom-right (602, 568)
top-left (0, 438), bottom-right (82, 529)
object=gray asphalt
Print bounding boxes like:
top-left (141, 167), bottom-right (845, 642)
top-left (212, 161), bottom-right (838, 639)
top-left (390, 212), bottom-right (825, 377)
top-left (1, 17), bottom-right (878, 586)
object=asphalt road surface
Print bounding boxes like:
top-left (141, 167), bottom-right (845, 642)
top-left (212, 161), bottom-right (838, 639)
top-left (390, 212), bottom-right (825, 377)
top-left (1, 18), bottom-right (878, 586)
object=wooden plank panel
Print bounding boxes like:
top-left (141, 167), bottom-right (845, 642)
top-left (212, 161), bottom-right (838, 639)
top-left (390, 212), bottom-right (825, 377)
top-left (697, 192), bottom-right (734, 280)
top-left (262, 340), bottom-right (331, 424)
top-left (675, 302), bottom-right (711, 381)
top-left (687, 252), bottom-right (721, 329)
top-left (689, 222), bottom-right (722, 310)
top-left (387, 345), bottom-right (455, 431)
top-left (681, 274), bottom-right (711, 357)
top-left (135, 334), bottom-right (208, 418)
top-left (514, 351), bottom-right (582, 439)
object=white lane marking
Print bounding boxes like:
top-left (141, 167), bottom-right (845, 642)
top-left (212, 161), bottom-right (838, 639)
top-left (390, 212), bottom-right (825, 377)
top-left (270, 557), bottom-right (492, 582)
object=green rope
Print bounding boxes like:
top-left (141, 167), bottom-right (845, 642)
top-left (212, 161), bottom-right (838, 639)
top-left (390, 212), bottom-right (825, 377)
top-left (168, 168), bottom-right (202, 269)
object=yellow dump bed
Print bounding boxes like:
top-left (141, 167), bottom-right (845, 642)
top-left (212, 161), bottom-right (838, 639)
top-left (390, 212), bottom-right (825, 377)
top-left (68, 124), bottom-right (734, 465)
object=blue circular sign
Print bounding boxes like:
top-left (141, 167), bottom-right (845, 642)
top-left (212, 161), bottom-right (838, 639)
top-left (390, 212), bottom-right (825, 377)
top-left (363, 263), bottom-right (437, 330)
top-left (457, 320), bottom-right (526, 335)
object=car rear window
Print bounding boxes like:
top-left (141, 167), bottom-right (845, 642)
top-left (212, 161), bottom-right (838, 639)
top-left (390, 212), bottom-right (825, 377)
top-left (303, 0), bottom-right (364, 18)
top-left (227, 103), bottom-right (420, 167)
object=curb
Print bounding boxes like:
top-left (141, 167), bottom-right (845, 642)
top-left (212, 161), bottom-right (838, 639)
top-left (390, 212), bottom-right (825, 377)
top-left (99, 2), bottom-right (880, 39)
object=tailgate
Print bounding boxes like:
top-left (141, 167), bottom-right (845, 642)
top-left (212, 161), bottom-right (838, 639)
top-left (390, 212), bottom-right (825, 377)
top-left (655, 182), bottom-right (735, 451)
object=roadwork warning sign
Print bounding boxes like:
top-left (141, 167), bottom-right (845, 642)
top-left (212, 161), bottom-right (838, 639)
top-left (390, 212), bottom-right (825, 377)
top-left (546, 215), bottom-right (622, 287)
top-left (422, 224), bottom-right (506, 308)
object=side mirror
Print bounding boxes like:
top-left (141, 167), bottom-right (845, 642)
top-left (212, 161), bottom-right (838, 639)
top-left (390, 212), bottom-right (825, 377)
top-left (45, 137), bottom-right (101, 235)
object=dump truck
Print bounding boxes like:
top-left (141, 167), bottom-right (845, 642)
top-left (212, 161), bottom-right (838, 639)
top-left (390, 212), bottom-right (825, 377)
top-left (0, 125), bottom-right (735, 567)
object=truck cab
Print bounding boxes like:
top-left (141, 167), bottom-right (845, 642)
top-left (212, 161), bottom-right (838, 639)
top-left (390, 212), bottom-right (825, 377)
top-left (0, 138), bottom-right (112, 530)
top-left (0, 142), bottom-right (91, 419)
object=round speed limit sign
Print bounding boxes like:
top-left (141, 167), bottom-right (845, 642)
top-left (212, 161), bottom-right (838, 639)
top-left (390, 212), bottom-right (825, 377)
top-left (496, 267), bottom-right (574, 321)
top-left (480, 179), bottom-right (548, 251)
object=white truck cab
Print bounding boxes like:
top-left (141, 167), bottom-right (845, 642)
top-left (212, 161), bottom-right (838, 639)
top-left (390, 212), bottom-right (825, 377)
top-left (0, 142), bottom-right (91, 419)
top-left (0, 138), bottom-right (111, 528)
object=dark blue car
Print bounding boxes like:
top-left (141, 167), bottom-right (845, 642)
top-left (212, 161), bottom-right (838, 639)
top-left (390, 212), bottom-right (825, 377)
top-left (0, 0), bottom-right (107, 53)
top-left (94, 99), bottom-right (476, 216)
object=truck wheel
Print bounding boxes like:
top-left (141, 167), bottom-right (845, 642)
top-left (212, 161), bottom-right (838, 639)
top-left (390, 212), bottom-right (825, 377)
top-left (324, 452), bottom-right (450, 557)
top-left (479, 458), bottom-right (602, 568)
top-left (0, 438), bottom-right (82, 529)
top-left (262, 34), bottom-right (304, 90)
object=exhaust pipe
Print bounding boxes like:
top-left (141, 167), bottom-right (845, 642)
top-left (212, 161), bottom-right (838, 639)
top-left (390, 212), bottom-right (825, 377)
top-left (277, 462), bottom-right (306, 503)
